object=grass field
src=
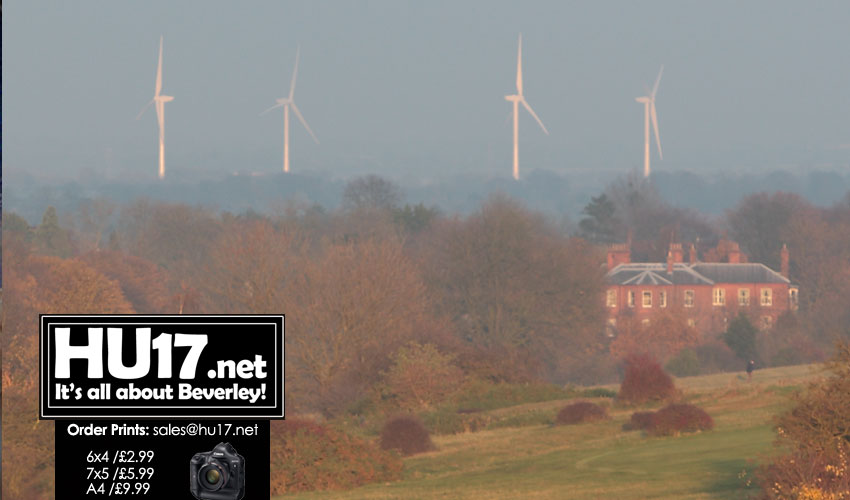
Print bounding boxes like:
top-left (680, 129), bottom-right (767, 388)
top-left (275, 364), bottom-right (827, 499)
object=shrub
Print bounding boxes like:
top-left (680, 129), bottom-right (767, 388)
top-left (617, 353), bottom-right (676, 405)
top-left (646, 404), bottom-right (714, 436)
top-left (693, 341), bottom-right (742, 374)
top-left (665, 349), bottom-right (701, 377)
top-left (756, 343), bottom-right (850, 499)
top-left (380, 414), bottom-right (434, 456)
top-left (555, 401), bottom-right (609, 425)
top-left (270, 418), bottom-right (402, 496)
top-left (381, 342), bottom-right (464, 410)
top-left (622, 411), bottom-right (656, 431)
top-left (722, 313), bottom-right (758, 361)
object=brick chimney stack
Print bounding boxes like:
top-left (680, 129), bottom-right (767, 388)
top-left (728, 242), bottom-right (742, 263)
top-left (669, 243), bottom-right (684, 263)
top-left (667, 250), bottom-right (674, 274)
top-left (607, 244), bottom-right (631, 271)
top-left (689, 243), bottom-right (697, 264)
top-left (781, 244), bottom-right (789, 278)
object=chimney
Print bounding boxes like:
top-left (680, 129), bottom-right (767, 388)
top-left (780, 244), bottom-right (789, 278)
top-left (669, 243), bottom-right (684, 263)
top-left (689, 243), bottom-right (697, 264)
top-left (728, 242), bottom-right (741, 263)
top-left (667, 250), bottom-right (674, 274)
top-left (607, 243), bottom-right (631, 271)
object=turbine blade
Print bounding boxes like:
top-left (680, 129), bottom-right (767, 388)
top-left (290, 102), bottom-right (319, 144)
top-left (651, 64), bottom-right (664, 97)
top-left (136, 99), bottom-right (154, 120)
top-left (521, 98), bottom-right (548, 135)
top-left (516, 34), bottom-right (523, 95)
top-left (289, 46), bottom-right (300, 101)
top-left (651, 101), bottom-right (662, 160)
top-left (156, 36), bottom-right (164, 96)
top-left (260, 103), bottom-right (284, 116)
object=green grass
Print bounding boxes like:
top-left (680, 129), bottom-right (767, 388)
top-left (274, 364), bottom-right (824, 499)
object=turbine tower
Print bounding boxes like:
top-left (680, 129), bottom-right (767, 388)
top-left (261, 46), bottom-right (319, 173)
top-left (137, 36), bottom-right (174, 179)
top-left (635, 65), bottom-right (663, 178)
top-left (504, 34), bottom-right (548, 181)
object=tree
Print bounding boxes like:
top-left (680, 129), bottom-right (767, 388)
top-left (381, 342), bottom-right (463, 410)
top-left (199, 219), bottom-right (303, 314)
top-left (578, 194), bottom-right (619, 244)
top-left (341, 175), bottom-right (401, 212)
top-left (77, 250), bottom-right (173, 313)
top-left (726, 192), bottom-right (810, 269)
top-left (757, 343), bottom-right (850, 498)
top-left (33, 206), bottom-right (74, 257)
top-left (423, 195), bottom-right (606, 382)
top-left (609, 310), bottom-right (701, 363)
top-left (286, 237), bottom-right (440, 414)
top-left (722, 313), bottom-right (758, 362)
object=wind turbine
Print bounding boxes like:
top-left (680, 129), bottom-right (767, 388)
top-left (261, 46), bottom-right (319, 173)
top-left (505, 34), bottom-right (548, 181)
top-left (635, 65), bottom-right (663, 178)
top-left (137, 36), bottom-right (174, 179)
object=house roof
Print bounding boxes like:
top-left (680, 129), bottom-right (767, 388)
top-left (690, 263), bottom-right (790, 284)
top-left (606, 262), bottom-right (790, 286)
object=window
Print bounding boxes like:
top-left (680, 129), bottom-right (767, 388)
top-left (641, 318), bottom-right (650, 327)
top-left (761, 288), bottom-right (773, 306)
top-left (713, 287), bottom-right (726, 306)
top-left (642, 291), bottom-right (652, 308)
top-left (660, 291), bottom-right (667, 308)
top-left (684, 290), bottom-right (695, 307)
top-left (606, 318), bottom-right (617, 338)
top-left (789, 288), bottom-right (799, 309)
top-left (761, 316), bottom-right (773, 329)
top-left (628, 290), bottom-right (635, 308)
top-left (738, 288), bottom-right (750, 306)
top-left (687, 318), bottom-right (696, 328)
top-left (606, 289), bottom-right (617, 308)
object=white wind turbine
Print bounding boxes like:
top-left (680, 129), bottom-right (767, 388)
top-left (505, 34), bottom-right (548, 181)
top-left (261, 46), bottom-right (319, 173)
top-left (635, 65), bottom-right (663, 178)
top-left (137, 36), bottom-right (174, 179)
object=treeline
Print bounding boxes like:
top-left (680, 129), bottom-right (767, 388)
top-left (3, 174), bottom-right (850, 497)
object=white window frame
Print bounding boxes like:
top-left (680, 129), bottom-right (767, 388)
top-left (642, 291), bottom-right (652, 308)
top-left (760, 288), bottom-right (773, 307)
top-left (628, 290), bottom-right (635, 308)
top-left (738, 288), bottom-right (750, 306)
top-left (713, 287), bottom-right (726, 306)
top-left (761, 315), bottom-right (773, 329)
top-left (606, 289), bottom-right (617, 308)
top-left (684, 290), bottom-right (695, 308)
top-left (660, 291), bottom-right (667, 308)
top-left (687, 318), bottom-right (696, 327)
top-left (641, 318), bottom-right (650, 326)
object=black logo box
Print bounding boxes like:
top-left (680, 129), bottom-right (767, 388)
top-left (40, 315), bottom-right (284, 419)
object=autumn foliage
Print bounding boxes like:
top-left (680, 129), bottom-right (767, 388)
top-left (555, 401), bottom-right (609, 425)
top-left (757, 343), bottom-right (850, 499)
top-left (379, 414), bottom-right (435, 456)
top-left (617, 353), bottom-right (677, 405)
top-left (270, 418), bottom-right (403, 495)
top-left (646, 404), bottom-right (714, 436)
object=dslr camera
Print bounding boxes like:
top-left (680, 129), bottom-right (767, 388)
top-left (190, 442), bottom-right (245, 500)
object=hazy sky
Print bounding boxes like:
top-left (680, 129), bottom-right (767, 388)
top-left (3, 1), bottom-right (850, 182)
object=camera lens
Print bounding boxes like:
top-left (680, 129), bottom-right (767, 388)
top-left (205, 469), bottom-right (221, 484)
top-left (199, 463), bottom-right (227, 491)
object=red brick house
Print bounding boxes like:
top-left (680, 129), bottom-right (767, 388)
top-left (605, 242), bottom-right (798, 336)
